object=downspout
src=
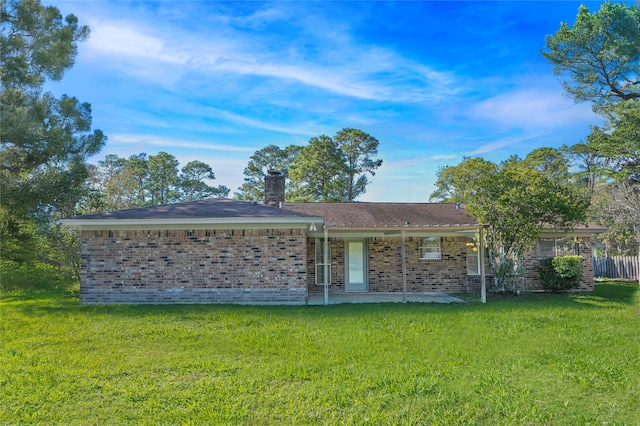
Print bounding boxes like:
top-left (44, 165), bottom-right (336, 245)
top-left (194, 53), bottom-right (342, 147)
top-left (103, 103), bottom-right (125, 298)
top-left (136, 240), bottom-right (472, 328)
top-left (479, 226), bottom-right (487, 303)
top-left (324, 226), bottom-right (329, 306)
top-left (401, 231), bottom-right (407, 303)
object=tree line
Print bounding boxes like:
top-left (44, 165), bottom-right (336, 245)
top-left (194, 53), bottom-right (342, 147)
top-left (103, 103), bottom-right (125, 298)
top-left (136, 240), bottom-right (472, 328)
top-left (79, 125), bottom-right (384, 212)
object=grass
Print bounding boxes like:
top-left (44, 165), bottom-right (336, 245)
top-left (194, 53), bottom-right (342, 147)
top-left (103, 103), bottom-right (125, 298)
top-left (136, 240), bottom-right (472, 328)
top-left (1, 283), bottom-right (639, 425)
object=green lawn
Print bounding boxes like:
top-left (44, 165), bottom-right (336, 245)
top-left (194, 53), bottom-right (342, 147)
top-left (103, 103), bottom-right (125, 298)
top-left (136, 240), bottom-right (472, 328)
top-left (1, 283), bottom-right (639, 425)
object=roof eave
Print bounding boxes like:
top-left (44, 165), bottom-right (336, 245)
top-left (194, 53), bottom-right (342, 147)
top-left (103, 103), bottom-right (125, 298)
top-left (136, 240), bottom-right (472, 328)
top-left (540, 227), bottom-right (608, 236)
top-left (59, 216), bottom-right (325, 229)
top-left (323, 224), bottom-right (484, 231)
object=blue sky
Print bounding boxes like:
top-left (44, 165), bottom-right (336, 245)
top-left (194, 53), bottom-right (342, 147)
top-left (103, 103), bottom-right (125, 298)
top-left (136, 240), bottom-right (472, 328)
top-left (48, 0), bottom-right (606, 202)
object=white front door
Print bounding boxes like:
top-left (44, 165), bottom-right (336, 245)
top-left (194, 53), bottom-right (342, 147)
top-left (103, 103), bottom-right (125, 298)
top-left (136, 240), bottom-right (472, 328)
top-left (345, 240), bottom-right (367, 292)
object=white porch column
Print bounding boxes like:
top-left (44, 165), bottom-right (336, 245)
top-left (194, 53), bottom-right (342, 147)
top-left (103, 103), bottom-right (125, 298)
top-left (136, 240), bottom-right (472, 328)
top-left (324, 227), bottom-right (329, 306)
top-left (401, 231), bottom-right (407, 303)
top-left (479, 226), bottom-right (487, 303)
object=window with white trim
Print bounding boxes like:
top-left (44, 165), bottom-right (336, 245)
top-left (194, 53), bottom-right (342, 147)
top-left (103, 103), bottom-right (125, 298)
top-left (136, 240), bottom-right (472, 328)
top-left (466, 241), bottom-right (480, 275)
top-left (466, 239), bottom-right (491, 275)
top-left (536, 237), bottom-right (578, 258)
top-left (420, 237), bottom-right (442, 260)
top-left (315, 238), bottom-right (331, 285)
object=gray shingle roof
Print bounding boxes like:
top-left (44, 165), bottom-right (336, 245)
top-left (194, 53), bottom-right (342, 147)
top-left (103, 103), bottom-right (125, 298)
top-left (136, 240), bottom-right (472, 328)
top-left (64, 199), bottom-right (604, 234)
top-left (283, 202), bottom-right (480, 228)
top-left (71, 198), bottom-right (316, 220)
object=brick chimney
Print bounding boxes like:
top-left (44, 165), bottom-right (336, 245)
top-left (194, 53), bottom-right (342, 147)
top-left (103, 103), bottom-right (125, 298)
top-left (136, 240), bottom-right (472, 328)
top-left (264, 170), bottom-right (285, 207)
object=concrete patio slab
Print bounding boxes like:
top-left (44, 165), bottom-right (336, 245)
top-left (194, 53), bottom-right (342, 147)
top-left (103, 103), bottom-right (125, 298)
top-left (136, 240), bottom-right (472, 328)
top-left (307, 292), bottom-right (464, 305)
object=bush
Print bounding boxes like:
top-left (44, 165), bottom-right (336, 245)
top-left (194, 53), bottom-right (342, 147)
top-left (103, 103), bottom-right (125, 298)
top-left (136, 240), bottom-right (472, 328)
top-left (539, 256), bottom-right (585, 292)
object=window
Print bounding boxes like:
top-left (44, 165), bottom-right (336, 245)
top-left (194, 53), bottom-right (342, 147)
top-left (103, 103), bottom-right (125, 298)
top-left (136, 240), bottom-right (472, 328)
top-left (466, 241), bottom-right (480, 275)
top-left (536, 237), bottom-right (578, 258)
top-left (537, 238), bottom-right (556, 258)
top-left (315, 238), bottom-right (331, 285)
top-left (420, 237), bottom-right (441, 260)
top-left (557, 238), bottom-right (579, 256)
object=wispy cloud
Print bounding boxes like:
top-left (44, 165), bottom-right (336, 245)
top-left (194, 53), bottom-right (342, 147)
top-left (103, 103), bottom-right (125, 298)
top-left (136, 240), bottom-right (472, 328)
top-left (83, 13), bottom-right (459, 103)
top-left (467, 133), bottom-right (546, 156)
top-left (202, 108), bottom-right (322, 136)
top-left (468, 88), bottom-right (597, 129)
top-left (109, 134), bottom-right (254, 153)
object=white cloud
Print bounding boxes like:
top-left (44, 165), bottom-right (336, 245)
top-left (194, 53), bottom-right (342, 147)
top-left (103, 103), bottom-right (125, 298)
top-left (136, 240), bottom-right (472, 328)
top-left (86, 21), bottom-right (188, 65)
top-left (468, 88), bottom-right (597, 129)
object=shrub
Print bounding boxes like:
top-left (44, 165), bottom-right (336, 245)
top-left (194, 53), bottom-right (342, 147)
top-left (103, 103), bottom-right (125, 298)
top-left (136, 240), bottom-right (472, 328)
top-left (539, 256), bottom-right (585, 292)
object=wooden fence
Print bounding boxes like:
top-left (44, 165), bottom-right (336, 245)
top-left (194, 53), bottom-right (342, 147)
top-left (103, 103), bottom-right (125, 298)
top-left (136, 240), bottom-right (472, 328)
top-left (593, 256), bottom-right (640, 280)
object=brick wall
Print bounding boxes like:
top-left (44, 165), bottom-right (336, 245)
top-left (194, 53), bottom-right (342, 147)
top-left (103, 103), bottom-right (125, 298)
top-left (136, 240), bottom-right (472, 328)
top-left (368, 237), bottom-right (403, 292)
top-left (307, 235), bottom-right (594, 294)
top-left (308, 236), bottom-right (479, 294)
top-left (370, 236), bottom-right (476, 293)
top-left (80, 228), bottom-right (308, 304)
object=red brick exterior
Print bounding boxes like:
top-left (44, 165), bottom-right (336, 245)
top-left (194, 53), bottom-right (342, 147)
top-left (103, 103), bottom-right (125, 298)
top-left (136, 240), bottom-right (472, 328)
top-left (80, 229), bottom-right (595, 304)
top-left (80, 228), bottom-right (308, 304)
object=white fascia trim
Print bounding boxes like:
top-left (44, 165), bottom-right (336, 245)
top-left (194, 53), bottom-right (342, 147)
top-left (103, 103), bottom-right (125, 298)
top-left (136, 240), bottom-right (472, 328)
top-left (308, 226), bottom-right (482, 239)
top-left (60, 216), bottom-right (324, 230)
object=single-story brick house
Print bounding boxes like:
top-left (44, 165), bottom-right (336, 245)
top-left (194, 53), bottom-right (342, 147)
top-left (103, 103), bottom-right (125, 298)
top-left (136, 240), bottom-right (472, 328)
top-left (61, 172), bottom-right (603, 304)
